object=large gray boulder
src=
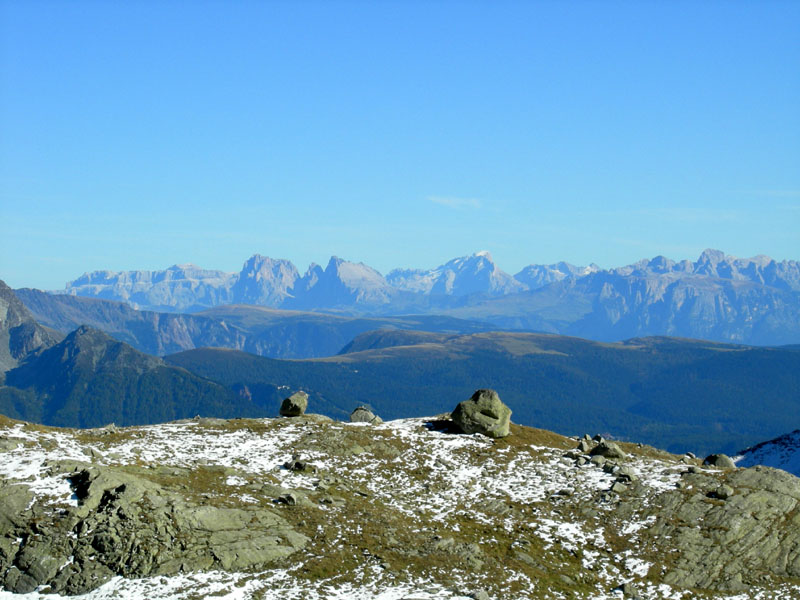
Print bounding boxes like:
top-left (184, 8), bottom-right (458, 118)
top-left (280, 391), bottom-right (308, 417)
top-left (451, 389), bottom-right (512, 438)
top-left (703, 453), bottom-right (736, 469)
top-left (350, 406), bottom-right (383, 425)
top-left (590, 441), bottom-right (627, 460)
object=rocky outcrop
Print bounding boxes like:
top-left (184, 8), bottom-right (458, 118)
top-left (0, 462), bottom-right (307, 595)
top-left (2, 414), bottom-right (800, 598)
top-left (280, 391), bottom-right (308, 417)
top-left (451, 389), bottom-right (511, 438)
top-left (628, 465), bottom-right (800, 592)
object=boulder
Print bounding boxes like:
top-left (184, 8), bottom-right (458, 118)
top-left (350, 406), bottom-right (383, 425)
top-left (590, 441), bottom-right (627, 460)
top-left (703, 453), bottom-right (736, 469)
top-left (280, 391), bottom-right (308, 417)
top-left (451, 389), bottom-right (512, 439)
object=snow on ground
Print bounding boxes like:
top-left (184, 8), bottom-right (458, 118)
top-left (0, 424), bottom-right (95, 506)
top-left (1, 417), bottom-right (798, 600)
top-left (734, 429), bottom-right (800, 477)
top-left (0, 571), bottom-right (794, 600)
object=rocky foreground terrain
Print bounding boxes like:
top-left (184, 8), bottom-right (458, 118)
top-left (0, 407), bottom-right (799, 599)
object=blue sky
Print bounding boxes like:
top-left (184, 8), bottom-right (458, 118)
top-left (1, 1), bottom-right (798, 290)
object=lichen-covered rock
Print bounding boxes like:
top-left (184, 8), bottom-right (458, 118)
top-left (451, 389), bottom-right (511, 438)
top-left (630, 465), bottom-right (800, 592)
top-left (0, 463), bottom-right (308, 595)
top-left (280, 391), bottom-right (308, 417)
top-left (350, 406), bottom-right (383, 425)
top-left (703, 453), bottom-right (736, 469)
top-left (590, 441), bottom-right (627, 460)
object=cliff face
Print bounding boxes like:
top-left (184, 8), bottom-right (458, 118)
top-left (0, 413), bottom-right (798, 599)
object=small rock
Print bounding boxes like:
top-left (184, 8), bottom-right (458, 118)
top-left (283, 458), bottom-right (313, 473)
top-left (279, 392), bottom-right (308, 417)
top-left (350, 406), bottom-right (383, 425)
top-left (703, 454), bottom-right (736, 469)
top-left (711, 484), bottom-right (735, 500)
top-left (593, 434), bottom-right (605, 443)
top-left (470, 591), bottom-right (490, 600)
top-left (590, 455), bottom-right (606, 467)
top-left (591, 441), bottom-right (627, 460)
top-left (611, 481), bottom-right (628, 494)
top-left (279, 493), bottom-right (299, 506)
top-left (616, 466), bottom-right (638, 483)
top-left (577, 439), bottom-right (592, 453)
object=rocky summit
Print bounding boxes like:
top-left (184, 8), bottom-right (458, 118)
top-left (0, 414), bottom-right (799, 599)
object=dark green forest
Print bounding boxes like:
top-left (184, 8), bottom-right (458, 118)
top-left (165, 333), bottom-right (800, 456)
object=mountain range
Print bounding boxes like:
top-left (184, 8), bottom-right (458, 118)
top-left (2, 280), bottom-right (799, 455)
top-left (54, 249), bottom-right (800, 346)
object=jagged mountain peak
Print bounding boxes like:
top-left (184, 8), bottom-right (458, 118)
top-left (387, 251), bottom-right (523, 297)
top-left (697, 248), bottom-right (728, 265)
top-left (232, 255), bottom-right (300, 307)
top-left (514, 260), bottom-right (599, 290)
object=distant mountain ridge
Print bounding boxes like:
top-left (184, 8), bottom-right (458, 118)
top-left (0, 281), bottom-right (62, 373)
top-left (51, 249), bottom-right (800, 346)
top-left (0, 281), bottom-right (267, 427)
top-left (15, 289), bottom-right (497, 359)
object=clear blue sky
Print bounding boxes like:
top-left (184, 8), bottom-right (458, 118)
top-left (1, 0), bottom-right (798, 290)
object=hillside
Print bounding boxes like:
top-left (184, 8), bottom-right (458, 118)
top-left (0, 413), bottom-right (798, 599)
top-left (0, 326), bottom-right (265, 428)
top-left (165, 332), bottom-right (800, 456)
top-left (0, 281), bottom-right (62, 374)
top-left (15, 288), bottom-right (497, 358)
